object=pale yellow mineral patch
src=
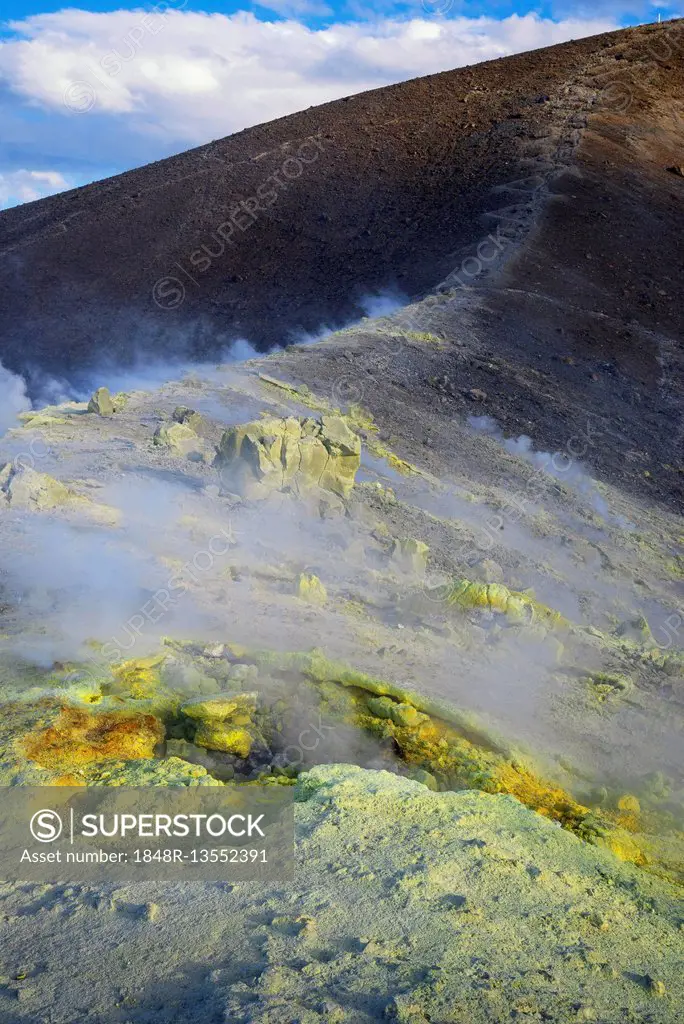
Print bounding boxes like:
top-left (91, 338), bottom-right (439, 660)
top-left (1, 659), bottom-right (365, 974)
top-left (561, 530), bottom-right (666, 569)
top-left (153, 421), bottom-right (201, 454)
top-left (296, 573), bottom-right (328, 605)
top-left (215, 414), bottom-right (361, 499)
top-left (181, 691), bottom-right (260, 758)
top-left (0, 465), bottom-right (120, 525)
top-left (87, 387), bottom-right (115, 416)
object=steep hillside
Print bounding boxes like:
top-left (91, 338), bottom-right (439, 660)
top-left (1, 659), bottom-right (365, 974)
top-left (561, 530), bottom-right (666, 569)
top-left (1, 21), bottom-right (683, 509)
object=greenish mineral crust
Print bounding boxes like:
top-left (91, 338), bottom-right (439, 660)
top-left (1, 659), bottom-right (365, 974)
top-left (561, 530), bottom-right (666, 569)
top-left (86, 755), bottom-right (222, 786)
top-left (223, 646), bottom-right (684, 882)
top-left (435, 577), bottom-right (569, 628)
top-left (217, 764), bottom-right (683, 1023)
top-left (295, 573), bottom-right (328, 604)
top-left (214, 413), bottom-right (361, 498)
top-left (586, 671), bottom-right (634, 701)
top-left (180, 690), bottom-right (262, 757)
top-left (0, 761), bottom-right (681, 1021)
top-left (366, 695), bottom-right (428, 728)
top-left (244, 647), bottom-right (507, 747)
top-left (0, 644), bottom-right (682, 883)
top-left (180, 693), bottom-right (253, 722)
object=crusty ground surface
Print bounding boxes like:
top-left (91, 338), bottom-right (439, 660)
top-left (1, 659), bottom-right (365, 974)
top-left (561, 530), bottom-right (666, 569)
top-left (1, 766), bottom-right (683, 1023)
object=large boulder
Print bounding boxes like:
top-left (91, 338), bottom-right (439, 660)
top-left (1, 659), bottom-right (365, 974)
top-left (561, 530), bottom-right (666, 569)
top-left (0, 463), bottom-right (74, 511)
top-left (295, 573), bottom-right (327, 605)
top-left (153, 407), bottom-right (211, 456)
top-left (172, 406), bottom-right (209, 435)
top-left (153, 421), bottom-right (200, 454)
top-left (215, 414), bottom-right (361, 499)
top-left (87, 387), bottom-right (115, 416)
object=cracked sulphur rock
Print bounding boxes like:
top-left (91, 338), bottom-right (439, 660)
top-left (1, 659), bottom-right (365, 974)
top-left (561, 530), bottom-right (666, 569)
top-left (214, 413), bottom-right (361, 499)
top-left (391, 537), bottom-right (429, 574)
top-left (366, 695), bottom-right (428, 728)
top-left (153, 421), bottom-right (200, 455)
top-left (172, 406), bottom-right (209, 435)
top-left (181, 691), bottom-right (263, 758)
top-left (153, 406), bottom-right (211, 455)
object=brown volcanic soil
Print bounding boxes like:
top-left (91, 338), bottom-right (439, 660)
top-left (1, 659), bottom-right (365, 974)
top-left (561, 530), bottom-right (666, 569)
top-left (0, 20), bottom-right (683, 509)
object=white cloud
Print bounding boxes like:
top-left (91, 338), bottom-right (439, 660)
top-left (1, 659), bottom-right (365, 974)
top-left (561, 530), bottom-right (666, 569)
top-left (0, 9), bottom-right (618, 141)
top-left (0, 7), bottom-right (618, 205)
top-left (0, 168), bottom-right (72, 208)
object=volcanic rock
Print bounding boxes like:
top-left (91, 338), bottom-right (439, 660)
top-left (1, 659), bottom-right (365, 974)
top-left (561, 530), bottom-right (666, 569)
top-left (87, 387), bottom-right (115, 416)
top-left (215, 414), bottom-right (361, 499)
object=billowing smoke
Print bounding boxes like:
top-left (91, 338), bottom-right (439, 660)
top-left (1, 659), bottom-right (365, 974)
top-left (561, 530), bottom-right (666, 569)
top-left (21, 340), bottom-right (262, 407)
top-left (0, 516), bottom-right (174, 667)
top-left (0, 360), bottom-right (31, 436)
top-left (290, 290), bottom-right (409, 346)
top-left (468, 414), bottom-right (633, 529)
top-left (359, 290), bottom-right (408, 319)
top-left (3, 292), bottom-right (408, 413)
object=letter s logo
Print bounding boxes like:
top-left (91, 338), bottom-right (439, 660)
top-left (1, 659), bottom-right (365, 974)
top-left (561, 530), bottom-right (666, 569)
top-left (30, 809), bottom-right (63, 843)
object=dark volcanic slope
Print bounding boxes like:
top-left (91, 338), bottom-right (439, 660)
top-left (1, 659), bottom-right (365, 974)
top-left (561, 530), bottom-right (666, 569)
top-left (1, 21), bottom-right (682, 385)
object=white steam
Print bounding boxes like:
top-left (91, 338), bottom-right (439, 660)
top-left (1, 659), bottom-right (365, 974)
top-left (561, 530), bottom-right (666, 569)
top-left (0, 361), bottom-right (31, 436)
top-left (468, 415), bottom-right (634, 530)
top-left (6, 291), bottom-right (405, 411)
top-left (359, 290), bottom-right (408, 319)
top-left (289, 290), bottom-right (409, 346)
top-left (25, 339), bottom-right (261, 406)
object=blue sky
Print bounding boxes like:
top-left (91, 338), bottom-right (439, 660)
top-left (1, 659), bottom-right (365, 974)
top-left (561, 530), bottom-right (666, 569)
top-left (0, 0), bottom-right (677, 207)
top-left (0, 0), bottom-right (675, 22)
